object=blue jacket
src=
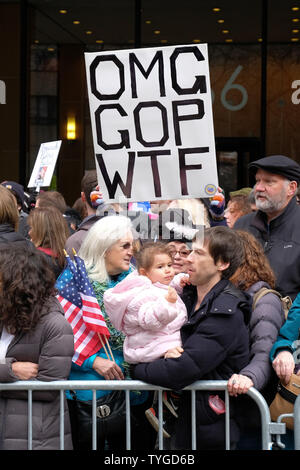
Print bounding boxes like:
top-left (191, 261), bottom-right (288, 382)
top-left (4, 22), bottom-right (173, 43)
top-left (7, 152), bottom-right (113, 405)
top-left (270, 291), bottom-right (300, 361)
top-left (133, 279), bottom-right (251, 449)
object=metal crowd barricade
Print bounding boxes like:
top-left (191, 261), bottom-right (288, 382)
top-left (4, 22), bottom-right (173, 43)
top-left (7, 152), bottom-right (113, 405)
top-left (294, 394), bottom-right (300, 449)
top-left (0, 379), bottom-right (275, 450)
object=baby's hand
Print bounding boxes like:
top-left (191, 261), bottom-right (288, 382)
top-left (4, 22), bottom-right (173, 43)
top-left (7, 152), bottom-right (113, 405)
top-left (180, 275), bottom-right (190, 288)
top-left (165, 286), bottom-right (178, 303)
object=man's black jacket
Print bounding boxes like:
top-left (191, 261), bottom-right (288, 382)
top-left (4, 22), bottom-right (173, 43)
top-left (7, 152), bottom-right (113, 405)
top-left (133, 279), bottom-right (251, 449)
top-left (234, 196), bottom-right (300, 300)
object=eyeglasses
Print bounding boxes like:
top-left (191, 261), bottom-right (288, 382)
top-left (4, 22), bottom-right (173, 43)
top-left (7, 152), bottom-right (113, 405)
top-left (169, 249), bottom-right (191, 258)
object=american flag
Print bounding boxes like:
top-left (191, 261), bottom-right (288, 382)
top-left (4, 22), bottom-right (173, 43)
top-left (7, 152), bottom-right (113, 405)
top-left (55, 253), bottom-right (110, 366)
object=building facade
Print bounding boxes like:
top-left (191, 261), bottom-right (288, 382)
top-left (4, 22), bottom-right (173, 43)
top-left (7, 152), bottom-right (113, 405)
top-left (1, 0), bottom-right (300, 204)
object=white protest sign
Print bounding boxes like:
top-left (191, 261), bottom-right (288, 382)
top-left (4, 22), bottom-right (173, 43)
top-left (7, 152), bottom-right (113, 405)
top-left (28, 140), bottom-right (62, 190)
top-left (85, 44), bottom-right (218, 203)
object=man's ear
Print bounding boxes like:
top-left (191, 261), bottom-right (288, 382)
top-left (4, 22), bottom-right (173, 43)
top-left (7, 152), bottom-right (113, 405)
top-left (288, 181), bottom-right (298, 197)
top-left (216, 260), bottom-right (230, 273)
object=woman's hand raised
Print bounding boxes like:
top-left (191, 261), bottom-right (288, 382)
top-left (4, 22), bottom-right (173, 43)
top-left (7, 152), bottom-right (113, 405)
top-left (92, 356), bottom-right (124, 380)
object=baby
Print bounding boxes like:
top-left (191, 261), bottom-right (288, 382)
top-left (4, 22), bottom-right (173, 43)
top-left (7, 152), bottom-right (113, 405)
top-left (103, 241), bottom-right (188, 364)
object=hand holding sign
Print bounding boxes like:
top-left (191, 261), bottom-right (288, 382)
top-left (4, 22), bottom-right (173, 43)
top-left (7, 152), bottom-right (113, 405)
top-left (90, 185), bottom-right (104, 208)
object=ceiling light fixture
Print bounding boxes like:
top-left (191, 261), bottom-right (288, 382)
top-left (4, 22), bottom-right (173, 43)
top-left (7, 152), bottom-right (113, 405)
top-left (292, 7), bottom-right (300, 11)
top-left (96, 39), bottom-right (104, 43)
top-left (73, 20), bottom-right (80, 25)
top-left (59, 9), bottom-right (67, 14)
top-left (154, 30), bottom-right (161, 34)
top-left (293, 29), bottom-right (300, 33)
top-left (292, 18), bottom-right (300, 22)
top-left (222, 30), bottom-right (229, 34)
top-left (291, 37), bottom-right (300, 41)
top-left (225, 38), bottom-right (233, 43)
top-left (86, 30), bottom-right (92, 35)
top-left (145, 20), bottom-right (151, 24)
top-left (212, 7), bottom-right (221, 12)
top-left (217, 19), bottom-right (225, 23)
top-left (257, 38), bottom-right (263, 42)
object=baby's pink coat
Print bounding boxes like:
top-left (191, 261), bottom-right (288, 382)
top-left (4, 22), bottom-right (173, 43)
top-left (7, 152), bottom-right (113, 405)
top-left (103, 271), bottom-right (188, 364)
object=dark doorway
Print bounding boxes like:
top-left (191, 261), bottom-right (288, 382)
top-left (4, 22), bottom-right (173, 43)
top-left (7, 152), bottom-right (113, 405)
top-left (215, 137), bottom-right (261, 198)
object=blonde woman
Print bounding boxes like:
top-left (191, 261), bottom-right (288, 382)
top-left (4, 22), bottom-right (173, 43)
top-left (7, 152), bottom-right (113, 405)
top-left (27, 206), bottom-right (69, 278)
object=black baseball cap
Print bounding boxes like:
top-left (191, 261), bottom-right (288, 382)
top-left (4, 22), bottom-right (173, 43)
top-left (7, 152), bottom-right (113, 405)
top-left (1, 181), bottom-right (25, 206)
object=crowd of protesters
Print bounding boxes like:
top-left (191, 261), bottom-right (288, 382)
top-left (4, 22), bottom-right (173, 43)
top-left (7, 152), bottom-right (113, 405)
top-left (1, 154), bottom-right (300, 451)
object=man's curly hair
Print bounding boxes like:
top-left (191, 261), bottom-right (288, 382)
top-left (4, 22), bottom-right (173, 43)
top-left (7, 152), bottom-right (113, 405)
top-left (0, 243), bottom-right (56, 334)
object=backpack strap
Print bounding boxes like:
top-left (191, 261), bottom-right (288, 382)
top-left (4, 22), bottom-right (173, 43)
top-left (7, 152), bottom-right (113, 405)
top-left (252, 287), bottom-right (292, 319)
top-left (252, 287), bottom-right (282, 310)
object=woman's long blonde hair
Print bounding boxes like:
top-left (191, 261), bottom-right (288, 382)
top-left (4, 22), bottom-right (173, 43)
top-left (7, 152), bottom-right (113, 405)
top-left (167, 198), bottom-right (210, 227)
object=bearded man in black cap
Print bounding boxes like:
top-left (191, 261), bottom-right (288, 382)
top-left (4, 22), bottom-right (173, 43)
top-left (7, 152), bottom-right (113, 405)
top-left (234, 155), bottom-right (300, 300)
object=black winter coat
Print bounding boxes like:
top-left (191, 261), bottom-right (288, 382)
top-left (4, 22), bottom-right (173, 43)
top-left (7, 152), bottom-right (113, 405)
top-left (133, 279), bottom-right (251, 450)
top-left (234, 197), bottom-right (300, 300)
top-left (0, 223), bottom-right (32, 247)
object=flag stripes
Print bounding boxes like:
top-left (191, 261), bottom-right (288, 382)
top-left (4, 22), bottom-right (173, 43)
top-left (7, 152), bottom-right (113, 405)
top-left (55, 254), bottom-right (110, 366)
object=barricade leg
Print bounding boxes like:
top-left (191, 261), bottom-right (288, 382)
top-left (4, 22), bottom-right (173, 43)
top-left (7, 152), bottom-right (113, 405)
top-left (60, 390), bottom-right (64, 450)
